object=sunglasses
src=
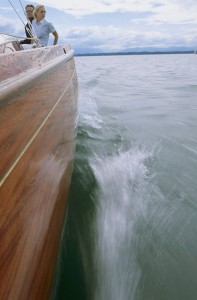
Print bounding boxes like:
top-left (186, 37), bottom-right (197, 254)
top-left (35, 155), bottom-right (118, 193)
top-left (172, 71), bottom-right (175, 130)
top-left (40, 10), bottom-right (46, 13)
top-left (26, 10), bottom-right (33, 13)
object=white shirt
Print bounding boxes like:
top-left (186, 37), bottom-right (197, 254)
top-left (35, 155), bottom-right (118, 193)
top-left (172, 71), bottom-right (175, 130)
top-left (32, 19), bottom-right (56, 46)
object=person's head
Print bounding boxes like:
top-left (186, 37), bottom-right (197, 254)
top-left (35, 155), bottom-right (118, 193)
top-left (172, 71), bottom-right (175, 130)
top-left (25, 4), bottom-right (34, 20)
top-left (33, 5), bottom-right (46, 21)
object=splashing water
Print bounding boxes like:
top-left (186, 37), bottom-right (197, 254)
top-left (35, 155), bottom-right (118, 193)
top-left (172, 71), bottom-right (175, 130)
top-left (90, 146), bottom-right (156, 300)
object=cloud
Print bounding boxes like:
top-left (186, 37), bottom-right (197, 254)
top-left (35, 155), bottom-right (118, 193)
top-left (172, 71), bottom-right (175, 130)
top-left (0, 15), bottom-right (24, 36)
top-left (26, 0), bottom-right (197, 24)
top-left (148, 0), bottom-right (197, 25)
top-left (59, 24), bottom-right (197, 52)
top-left (0, 6), bottom-right (13, 10)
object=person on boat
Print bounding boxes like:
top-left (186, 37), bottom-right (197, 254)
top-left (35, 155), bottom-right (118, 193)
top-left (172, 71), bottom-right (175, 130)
top-left (32, 5), bottom-right (58, 46)
top-left (20, 4), bottom-right (35, 45)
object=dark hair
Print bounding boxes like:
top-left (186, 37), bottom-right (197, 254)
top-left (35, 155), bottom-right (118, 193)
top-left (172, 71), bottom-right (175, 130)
top-left (25, 4), bottom-right (34, 9)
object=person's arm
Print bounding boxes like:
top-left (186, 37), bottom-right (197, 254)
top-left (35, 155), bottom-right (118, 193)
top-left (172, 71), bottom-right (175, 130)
top-left (52, 31), bottom-right (58, 45)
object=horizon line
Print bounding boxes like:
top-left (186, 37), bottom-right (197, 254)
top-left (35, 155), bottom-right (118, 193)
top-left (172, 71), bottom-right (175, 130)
top-left (74, 50), bottom-right (194, 57)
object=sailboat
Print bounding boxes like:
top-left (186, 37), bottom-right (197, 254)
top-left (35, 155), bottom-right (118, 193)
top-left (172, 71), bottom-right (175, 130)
top-left (0, 4), bottom-right (78, 299)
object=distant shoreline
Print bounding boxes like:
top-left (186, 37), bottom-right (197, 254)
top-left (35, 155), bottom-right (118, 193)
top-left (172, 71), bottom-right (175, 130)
top-left (75, 50), bottom-right (194, 57)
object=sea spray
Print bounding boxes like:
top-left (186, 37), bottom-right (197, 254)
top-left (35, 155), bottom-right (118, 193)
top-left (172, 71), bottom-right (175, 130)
top-left (90, 146), bottom-right (156, 300)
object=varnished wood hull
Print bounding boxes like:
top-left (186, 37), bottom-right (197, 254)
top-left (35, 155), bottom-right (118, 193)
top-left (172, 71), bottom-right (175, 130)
top-left (0, 45), bottom-right (78, 299)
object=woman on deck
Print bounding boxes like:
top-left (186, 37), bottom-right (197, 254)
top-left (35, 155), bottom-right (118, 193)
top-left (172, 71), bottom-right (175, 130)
top-left (32, 5), bottom-right (58, 46)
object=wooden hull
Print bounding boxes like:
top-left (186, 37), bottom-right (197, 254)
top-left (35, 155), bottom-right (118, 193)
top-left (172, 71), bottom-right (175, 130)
top-left (0, 45), bottom-right (78, 299)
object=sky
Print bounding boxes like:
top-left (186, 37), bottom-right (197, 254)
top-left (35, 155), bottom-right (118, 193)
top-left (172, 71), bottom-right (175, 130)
top-left (0, 0), bottom-right (197, 54)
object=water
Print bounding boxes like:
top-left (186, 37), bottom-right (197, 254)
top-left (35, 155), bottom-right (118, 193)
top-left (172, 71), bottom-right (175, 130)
top-left (52, 54), bottom-right (197, 300)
